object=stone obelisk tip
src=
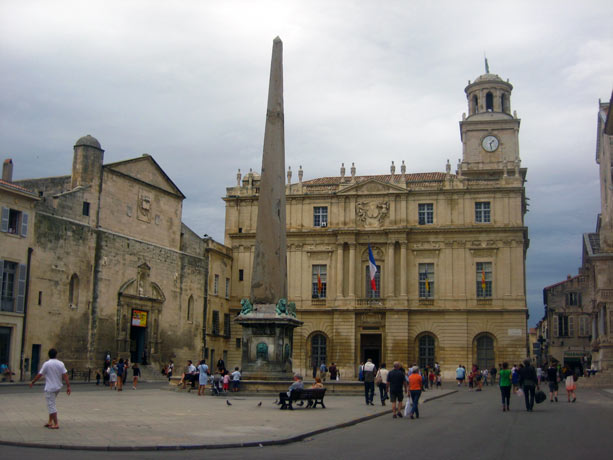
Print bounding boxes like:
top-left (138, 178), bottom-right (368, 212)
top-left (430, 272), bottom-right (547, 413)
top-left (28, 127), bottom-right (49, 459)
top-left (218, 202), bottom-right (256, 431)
top-left (250, 36), bottom-right (287, 305)
top-left (274, 36), bottom-right (282, 43)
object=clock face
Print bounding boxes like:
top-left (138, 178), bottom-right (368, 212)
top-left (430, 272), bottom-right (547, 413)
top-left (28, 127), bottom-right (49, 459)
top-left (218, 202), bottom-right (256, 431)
top-left (482, 135), bottom-right (499, 152)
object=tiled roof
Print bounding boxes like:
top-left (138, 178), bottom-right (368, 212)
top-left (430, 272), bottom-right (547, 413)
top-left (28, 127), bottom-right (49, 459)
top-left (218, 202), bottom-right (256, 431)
top-left (543, 275), bottom-right (580, 291)
top-left (302, 172), bottom-right (448, 186)
top-left (0, 179), bottom-right (38, 198)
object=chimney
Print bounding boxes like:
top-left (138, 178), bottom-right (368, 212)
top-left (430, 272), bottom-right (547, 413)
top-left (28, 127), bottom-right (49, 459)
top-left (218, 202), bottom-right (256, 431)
top-left (2, 159), bottom-right (13, 182)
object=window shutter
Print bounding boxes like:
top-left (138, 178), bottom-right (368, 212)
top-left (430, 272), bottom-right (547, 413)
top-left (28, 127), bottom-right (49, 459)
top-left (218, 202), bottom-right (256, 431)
top-left (0, 260), bottom-right (4, 296)
top-left (553, 315), bottom-right (559, 337)
top-left (568, 316), bottom-right (575, 337)
top-left (578, 292), bottom-right (582, 307)
top-left (16, 263), bottom-right (26, 314)
top-left (565, 293), bottom-right (569, 306)
top-left (1, 207), bottom-right (8, 232)
top-left (20, 212), bottom-right (29, 237)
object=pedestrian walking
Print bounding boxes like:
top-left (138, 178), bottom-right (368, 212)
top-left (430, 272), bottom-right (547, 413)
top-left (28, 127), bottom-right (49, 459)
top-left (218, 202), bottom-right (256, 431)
top-left (109, 360), bottom-right (117, 390)
top-left (363, 358), bottom-right (376, 405)
top-left (197, 360), bottom-right (209, 395)
top-left (518, 358), bottom-right (539, 412)
top-left (319, 362), bottom-right (327, 381)
top-left (499, 362), bottom-right (512, 411)
top-left (116, 358), bottom-right (125, 391)
top-left (375, 363), bottom-right (389, 405)
top-left (132, 362), bottom-right (141, 389)
top-left (386, 361), bottom-right (408, 419)
top-left (408, 366), bottom-right (423, 419)
top-left (547, 361), bottom-right (559, 402)
top-left (511, 364), bottom-right (520, 393)
top-left (490, 365), bottom-right (497, 385)
top-left (456, 364), bottom-right (466, 386)
top-left (329, 362), bottom-right (338, 381)
top-left (482, 368), bottom-right (489, 386)
top-left (564, 366), bottom-right (577, 402)
top-left (29, 348), bottom-right (71, 429)
top-left (231, 367), bottom-right (241, 392)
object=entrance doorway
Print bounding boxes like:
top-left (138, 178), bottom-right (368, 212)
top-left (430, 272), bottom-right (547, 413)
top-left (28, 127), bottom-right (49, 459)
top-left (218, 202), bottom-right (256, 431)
top-left (0, 327), bottom-right (10, 367)
top-left (130, 309), bottom-right (148, 364)
top-left (31, 344), bottom-right (41, 376)
top-left (360, 334), bottom-right (382, 368)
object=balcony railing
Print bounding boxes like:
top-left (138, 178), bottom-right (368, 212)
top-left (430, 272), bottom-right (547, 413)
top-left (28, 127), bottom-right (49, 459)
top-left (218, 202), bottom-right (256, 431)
top-left (311, 298), bottom-right (327, 306)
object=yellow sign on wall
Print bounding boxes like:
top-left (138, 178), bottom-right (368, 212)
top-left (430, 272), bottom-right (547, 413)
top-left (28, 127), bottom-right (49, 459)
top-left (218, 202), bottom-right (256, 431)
top-left (132, 310), bottom-right (148, 328)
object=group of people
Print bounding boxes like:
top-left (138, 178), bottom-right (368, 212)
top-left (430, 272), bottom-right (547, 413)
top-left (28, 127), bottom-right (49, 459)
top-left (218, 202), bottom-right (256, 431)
top-left (176, 359), bottom-right (242, 395)
top-left (455, 359), bottom-right (580, 412)
top-left (102, 354), bottom-right (141, 391)
top-left (358, 358), bottom-right (429, 420)
top-left (312, 362), bottom-right (339, 381)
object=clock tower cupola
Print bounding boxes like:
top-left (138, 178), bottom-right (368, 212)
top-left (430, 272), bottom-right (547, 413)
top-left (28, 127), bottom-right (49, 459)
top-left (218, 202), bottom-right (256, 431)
top-left (459, 62), bottom-right (522, 177)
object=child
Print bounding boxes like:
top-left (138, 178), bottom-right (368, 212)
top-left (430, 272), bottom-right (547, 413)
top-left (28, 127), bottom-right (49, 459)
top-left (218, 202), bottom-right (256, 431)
top-left (436, 374), bottom-right (442, 388)
top-left (468, 371), bottom-right (474, 391)
top-left (132, 362), bottom-right (141, 390)
top-left (223, 372), bottom-right (230, 393)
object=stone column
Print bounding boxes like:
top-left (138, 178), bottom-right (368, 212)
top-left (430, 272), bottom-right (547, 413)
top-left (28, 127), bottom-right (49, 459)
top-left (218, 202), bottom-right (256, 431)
top-left (348, 243), bottom-right (356, 298)
top-left (400, 242), bottom-right (407, 297)
top-left (386, 242), bottom-right (395, 298)
top-left (336, 243), bottom-right (344, 300)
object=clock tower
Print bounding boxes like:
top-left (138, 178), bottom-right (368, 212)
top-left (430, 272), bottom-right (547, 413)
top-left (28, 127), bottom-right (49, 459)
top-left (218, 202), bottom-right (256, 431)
top-left (459, 67), bottom-right (522, 178)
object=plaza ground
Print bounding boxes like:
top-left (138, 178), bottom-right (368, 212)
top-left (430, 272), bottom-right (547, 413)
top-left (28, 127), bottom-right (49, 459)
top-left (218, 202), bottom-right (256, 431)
top-left (1, 381), bottom-right (612, 459)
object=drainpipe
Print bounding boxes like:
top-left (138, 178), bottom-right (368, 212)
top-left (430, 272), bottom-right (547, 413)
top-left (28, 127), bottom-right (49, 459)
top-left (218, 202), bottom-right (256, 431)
top-left (20, 247), bottom-right (33, 381)
top-left (202, 239), bottom-right (210, 359)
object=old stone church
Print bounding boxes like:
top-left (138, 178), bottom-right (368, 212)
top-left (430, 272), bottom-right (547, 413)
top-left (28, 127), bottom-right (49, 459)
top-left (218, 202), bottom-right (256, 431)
top-left (225, 70), bottom-right (529, 379)
top-left (8, 137), bottom-right (234, 379)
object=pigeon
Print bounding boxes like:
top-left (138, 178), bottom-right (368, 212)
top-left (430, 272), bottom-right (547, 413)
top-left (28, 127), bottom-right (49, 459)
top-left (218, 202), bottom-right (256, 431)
top-left (226, 400), bottom-right (232, 406)
top-left (257, 401), bottom-right (262, 407)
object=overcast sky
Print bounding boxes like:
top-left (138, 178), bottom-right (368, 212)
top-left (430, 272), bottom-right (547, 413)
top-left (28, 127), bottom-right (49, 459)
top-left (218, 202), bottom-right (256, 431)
top-left (2, 0), bottom-right (612, 326)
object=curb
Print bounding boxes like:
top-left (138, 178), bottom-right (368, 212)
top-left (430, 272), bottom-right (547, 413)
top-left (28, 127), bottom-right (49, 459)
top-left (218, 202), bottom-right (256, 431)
top-left (0, 390), bottom-right (457, 451)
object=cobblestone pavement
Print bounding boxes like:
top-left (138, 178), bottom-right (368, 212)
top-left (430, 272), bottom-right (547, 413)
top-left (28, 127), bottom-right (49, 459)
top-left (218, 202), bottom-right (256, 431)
top-left (0, 383), bottom-right (454, 449)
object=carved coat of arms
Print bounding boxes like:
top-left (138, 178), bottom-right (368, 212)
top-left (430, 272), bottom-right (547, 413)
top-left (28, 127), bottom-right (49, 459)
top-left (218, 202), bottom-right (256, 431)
top-left (356, 200), bottom-right (389, 227)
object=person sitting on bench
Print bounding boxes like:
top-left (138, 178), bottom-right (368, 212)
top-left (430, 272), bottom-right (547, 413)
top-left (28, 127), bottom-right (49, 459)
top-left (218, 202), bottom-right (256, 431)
top-left (278, 374), bottom-right (304, 407)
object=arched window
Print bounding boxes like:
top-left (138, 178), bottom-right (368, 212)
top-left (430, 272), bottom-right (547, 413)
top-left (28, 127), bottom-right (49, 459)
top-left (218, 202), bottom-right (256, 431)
top-left (311, 333), bottom-right (327, 367)
top-left (256, 342), bottom-right (268, 361)
top-left (418, 334), bottom-right (435, 368)
top-left (486, 92), bottom-right (494, 111)
top-left (69, 273), bottom-right (79, 307)
top-left (187, 295), bottom-right (194, 322)
top-left (472, 95), bottom-right (478, 115)
top-left (476, 335), bottom-right (495, 370)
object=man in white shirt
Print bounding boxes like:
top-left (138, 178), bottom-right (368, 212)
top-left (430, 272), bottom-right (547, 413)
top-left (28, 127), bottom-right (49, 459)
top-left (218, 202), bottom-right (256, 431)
top-left (231, 367), bottom-right (241, 392)
top-left (30, 348), bottom-right (71, 429)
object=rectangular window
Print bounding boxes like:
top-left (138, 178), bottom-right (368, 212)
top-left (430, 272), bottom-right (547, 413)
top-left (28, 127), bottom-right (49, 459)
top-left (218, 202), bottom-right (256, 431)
top-left (82, 202), bottom-right (90, 216)
top-left (476, 262), bottom-right (492, 298)
top-left (418, 263), bottom-right (435, 298)
top-left (311, 265), bottom-right (327, 298)
top-left (224, 313), bottom-right (231, 337)
top-left (313, 206), bottom-right (328, 227)
top-left (38, 291), bottom-right (42, 306)
top-left (1, 207), bottom-right (28, 236)
top-left (1, 261), bottom-right (17, 312)
top-left (366, 264), bottom-right (381, 298)
top-left (212, 310), bottom-right (220, 335)
top-left (567, 292), bottom-right (580, 306)
top-left (236, 338), bottom-right (241, 349)
top-left (475, 202), bottom-right (491, 223)
top-left (557, 315), bottom-right (569, 337)
top-left (225, 278), bottom-right (230, 298)
top-left (214, 274), bottom-right (219, 295)
top-left (418, 203), bottom-right (433, 225)
top-left (238, 269), bottom-right (244, 281)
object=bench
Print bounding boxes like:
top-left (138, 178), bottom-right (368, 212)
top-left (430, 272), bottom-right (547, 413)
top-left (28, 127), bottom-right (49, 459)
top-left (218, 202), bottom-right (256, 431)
top-left (280, 388), bottom-right (326, 410)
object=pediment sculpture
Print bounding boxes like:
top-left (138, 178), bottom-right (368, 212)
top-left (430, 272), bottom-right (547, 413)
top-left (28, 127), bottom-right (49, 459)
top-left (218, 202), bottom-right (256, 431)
top-left (356, 200), bottom-right (389, 227)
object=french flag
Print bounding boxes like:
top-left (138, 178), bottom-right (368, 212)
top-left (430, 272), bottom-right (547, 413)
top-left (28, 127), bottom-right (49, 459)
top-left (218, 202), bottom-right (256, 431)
top-left (368, 244), bottom-right (377, 292)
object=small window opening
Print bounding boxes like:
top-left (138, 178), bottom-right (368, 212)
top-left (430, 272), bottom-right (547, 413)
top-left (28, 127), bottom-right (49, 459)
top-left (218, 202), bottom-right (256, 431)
top-left (82, 201), bottom-right (90, 216)
top-left (486, 92), bottom-right (494, 111)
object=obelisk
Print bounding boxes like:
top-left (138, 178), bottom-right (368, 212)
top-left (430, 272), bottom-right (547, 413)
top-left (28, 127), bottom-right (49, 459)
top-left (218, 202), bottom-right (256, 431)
top-left (250, 36), bottom-right (287, 305)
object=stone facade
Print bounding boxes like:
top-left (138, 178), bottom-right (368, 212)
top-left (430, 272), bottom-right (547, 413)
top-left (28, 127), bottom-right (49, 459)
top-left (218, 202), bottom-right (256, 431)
top-left (225, 71), bottom-right (529, 380)
top-left (0, 162), bottom-right (39, 380)
top-left (540, 94), bottom-right (613, 372)
top-left (13, 136), bottom-right (235, 379)
top-left (543, 275), bottom-right (592, 371)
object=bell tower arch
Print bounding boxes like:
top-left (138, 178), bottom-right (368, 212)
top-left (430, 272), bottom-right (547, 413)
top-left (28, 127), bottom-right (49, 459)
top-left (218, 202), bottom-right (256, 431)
top-left (459, 63), bottom-right (521, 178)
